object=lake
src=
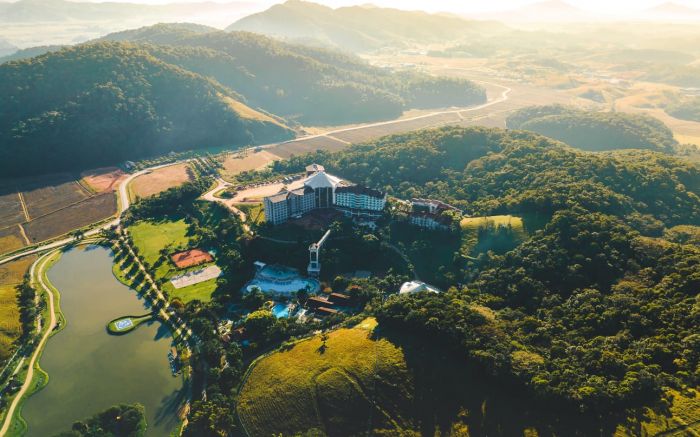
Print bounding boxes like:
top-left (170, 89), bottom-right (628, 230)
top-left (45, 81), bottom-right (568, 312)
top-left (22, 245), bottom-right (185, 436)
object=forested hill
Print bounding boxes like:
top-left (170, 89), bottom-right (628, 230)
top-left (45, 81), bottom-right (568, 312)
top-left (99, 24), bottom-right (487, 125)
top-left (0, 42), bottom-right (293, 177)
top-left (506, 105), bottom-right (678, 153)
top-left (272, 126), bottom-right (700, 228)
top-left (226, 0), bottom-right (507, 52)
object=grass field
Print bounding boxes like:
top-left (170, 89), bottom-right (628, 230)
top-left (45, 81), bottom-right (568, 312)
top-left (236, 203), bottom-right (265, 225)
top-left (237, 318), bottom-right (415, 436)
top-left (0, 256), bottom-right (36, 363)
top-left (460, 214), bottom-right (532, 256)
top-left (238, 317), bottom-right (700, 437)
top-left (128, 219), bottom-right (216, 303)
top-left (0, 192), bottom-right (25, 229)
top-left (0, 226), bottom-right (27, 256)
top-left (130, 164), bottom-right (192, 200)
top-left (220, 150), bottom-right (280, 181)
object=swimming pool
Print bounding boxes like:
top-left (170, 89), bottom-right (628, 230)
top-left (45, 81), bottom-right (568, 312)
top-left (271, 302), bottom-right (293, 318)
top-left (244, 264), bottom-right (320, 295)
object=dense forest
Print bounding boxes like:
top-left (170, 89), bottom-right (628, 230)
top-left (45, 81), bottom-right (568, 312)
top-left (666, 97), bottom-right (700, 122)
top-left (506, 105), bottom-right (678, 153)
top-left (54, 403), bottom-right (146, 436)
top-left (0, 42), bottom-right (293, 176)
top-left (273, 126), bottom-right (700, 228)
top-left (101, 24), bottom-right (487, 124)
top-left (270, 125), bottom-right (700, 419)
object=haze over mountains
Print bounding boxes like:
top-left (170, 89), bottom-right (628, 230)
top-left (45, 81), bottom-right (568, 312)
top-left (228, 0), bottom-right (507, 51)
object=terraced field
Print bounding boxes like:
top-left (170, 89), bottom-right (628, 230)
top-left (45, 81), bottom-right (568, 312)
top-left (0, 192), bottom-right (25, 229)
top-left (23, 192), bottom-right (117, 243)
top-left (21, 175), bottom-right (90, 219)
top-left (0, 226), bottom-right (27, 256)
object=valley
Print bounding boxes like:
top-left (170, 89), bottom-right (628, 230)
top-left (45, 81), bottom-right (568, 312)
top-left (1, 2), bottom-right (700, 436)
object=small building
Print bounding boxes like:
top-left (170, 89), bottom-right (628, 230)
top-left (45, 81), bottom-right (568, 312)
top-left (307, 296), bottom-right (332, 308)
top-left (399, 281), bottom-right (441, 294)
top-left (329, 292), bottom-right (353, 306)
top-left (408, 198), bottom-right (461, 230)
top-left (316, 307), bottom-right (339, 317)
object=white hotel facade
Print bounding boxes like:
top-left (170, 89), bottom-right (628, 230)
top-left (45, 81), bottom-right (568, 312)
top-left (263, 167), bottom-right (386, 225)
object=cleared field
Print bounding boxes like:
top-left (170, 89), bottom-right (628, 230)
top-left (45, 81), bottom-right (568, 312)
top-left (130, 163), bottom-right (192, 199)
top-left (0, 192), bottom-right (25, 229)
top-left (0, 256), bottom-right (36, 363)
top-left (269, 135), bottom-right (349, 159)
top-left (460, 214), bottom-right (529, 256)
top-left (220, 150), bottom-right (280, 180)
top-left (0, 225), bottom-right (27, 256)
top-left (21, 175), bottom-right (90, 219)
top-left (23, 192), bottom-right (116, 243)
top-left (129, 219), bottom-right (216, 303)
top-left (238, 318), bottom-right (414, 436)
top-left (80, 166), bottom-right (127, 193)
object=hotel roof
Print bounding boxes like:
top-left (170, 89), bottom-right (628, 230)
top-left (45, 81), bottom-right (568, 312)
top-left (304, 170), bottom-right (342, 190)
top-left (336, 184), bottom-right (385, 198)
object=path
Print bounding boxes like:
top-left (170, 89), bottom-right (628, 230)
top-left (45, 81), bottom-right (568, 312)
top-left (200, 178), bottom-right (250, 234)
top-left (0, 251), bottom-right (57, 437)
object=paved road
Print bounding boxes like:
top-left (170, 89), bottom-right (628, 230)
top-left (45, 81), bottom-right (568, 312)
top-left (200, 178), bottom-right (252, 234)
top-left (0, 251), bottom-right (58, 437)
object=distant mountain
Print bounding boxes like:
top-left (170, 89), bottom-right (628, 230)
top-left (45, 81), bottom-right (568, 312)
top-left (0, 45), bottom-right (65, 64)
top-left (0, 0), bottom-right (259, 23)
top-left (0, 42), bottom-right (293, 177)
top-left (643, 2), bottom-right (700, 21)
top-left (226, 0), bottom-right (507, 52)
top-left (0, 38), bottom-right (17, 57)
top-left (99, 24), bottom-right (487, 124)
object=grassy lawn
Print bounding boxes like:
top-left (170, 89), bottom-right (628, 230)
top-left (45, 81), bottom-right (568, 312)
top-left (128, 219), bottom-right (217, 303)
top-left (460, 214), bottom-right (531, 256)
top-left (236, 203), bottom-right (265, 225)
top-left (163, 278), bottom-right (217, 303)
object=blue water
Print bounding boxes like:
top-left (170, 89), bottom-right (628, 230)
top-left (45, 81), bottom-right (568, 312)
top-left (272, 302), bottom-right (291, 318)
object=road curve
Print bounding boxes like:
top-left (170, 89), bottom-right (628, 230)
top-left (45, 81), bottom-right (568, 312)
top-left (0, 251), bottom-right (58, 437)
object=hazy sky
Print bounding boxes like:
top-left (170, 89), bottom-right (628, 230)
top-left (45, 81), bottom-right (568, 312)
top-left (4, 0), bottom-right (699, 14)
top-left (313, 0), bottom-right (699, 13)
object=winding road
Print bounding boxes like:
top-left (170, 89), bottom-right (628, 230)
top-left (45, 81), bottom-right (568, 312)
top-left (0, 81), bottom-right (512, 436)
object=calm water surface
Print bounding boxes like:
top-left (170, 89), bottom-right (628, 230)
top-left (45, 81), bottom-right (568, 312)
top-left (23, 245), bottom-right (185, 436)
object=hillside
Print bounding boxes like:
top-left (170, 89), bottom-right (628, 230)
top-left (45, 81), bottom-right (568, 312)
top-left (272, 126), bottom-right (700, 227)
top-left (0, 45), bottom-right (65, 64)
top-left (0, 42), bottom-right (293, 177)
top-left (226, 0), bottom-right (506, 52)
top-left (506, 105), bottom-right (678, 153)
top-left (667, 97), bottom-right (700, 122)
top-left (99, 24), bottom-right (487, 124)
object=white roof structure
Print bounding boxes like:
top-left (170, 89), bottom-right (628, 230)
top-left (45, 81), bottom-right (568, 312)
top-left (399, 281), bottom-right (441, 294)
top-left (304, 171), bottom-right (342, 190)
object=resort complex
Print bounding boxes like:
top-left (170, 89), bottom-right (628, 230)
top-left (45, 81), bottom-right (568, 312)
top-left (263, 166), bottom-right (387, 225)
